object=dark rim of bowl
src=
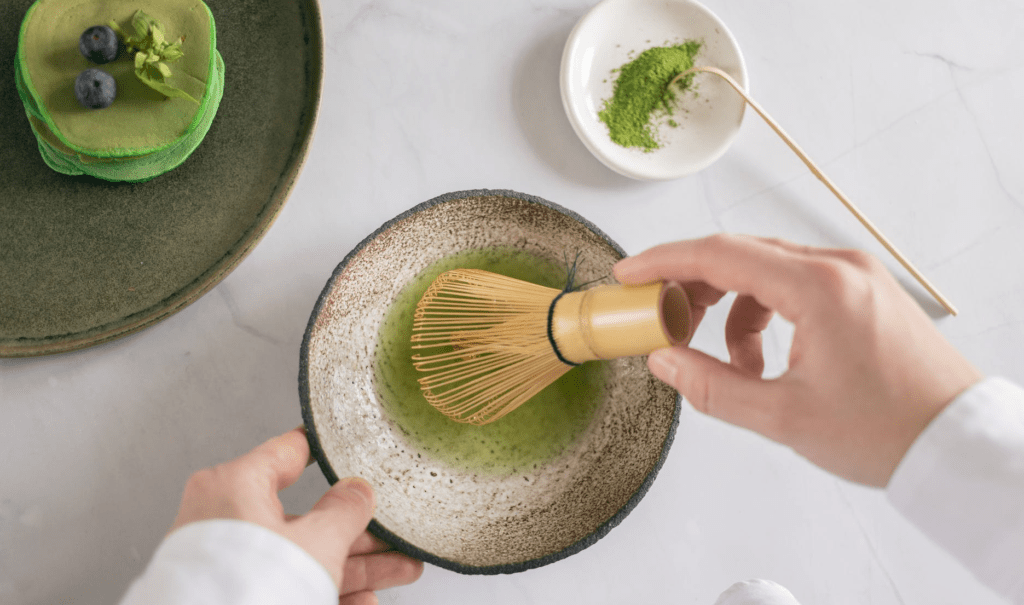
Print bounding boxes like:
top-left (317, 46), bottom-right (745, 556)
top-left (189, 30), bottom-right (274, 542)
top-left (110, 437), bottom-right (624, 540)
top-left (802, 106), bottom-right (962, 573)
top-left (298, 188), bottom-right (681, 575)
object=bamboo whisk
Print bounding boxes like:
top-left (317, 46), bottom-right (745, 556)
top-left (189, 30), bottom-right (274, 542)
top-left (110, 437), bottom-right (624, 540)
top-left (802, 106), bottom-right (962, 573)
top-left (410, 269), bottom-right (692, 425)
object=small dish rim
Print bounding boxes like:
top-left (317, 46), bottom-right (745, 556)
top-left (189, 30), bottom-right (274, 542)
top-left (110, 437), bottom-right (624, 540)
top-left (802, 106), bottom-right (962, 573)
top-left (559, 0), bottom-right (749, 181)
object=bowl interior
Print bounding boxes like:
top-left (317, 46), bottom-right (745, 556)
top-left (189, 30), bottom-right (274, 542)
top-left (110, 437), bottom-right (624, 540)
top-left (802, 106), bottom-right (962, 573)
top-left (301, 190), bottom-right (679, 573)
top-left (560, 0), bottom-right (747, 180)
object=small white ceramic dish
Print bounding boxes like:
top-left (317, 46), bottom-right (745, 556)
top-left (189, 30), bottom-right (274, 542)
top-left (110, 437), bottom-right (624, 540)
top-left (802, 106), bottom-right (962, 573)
top-left (560, 0), bottom-right (748, 180)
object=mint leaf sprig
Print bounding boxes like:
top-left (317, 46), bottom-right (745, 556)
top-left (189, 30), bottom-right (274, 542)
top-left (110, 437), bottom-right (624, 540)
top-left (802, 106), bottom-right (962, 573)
top-left (109, 10), bottom-right (199, 104)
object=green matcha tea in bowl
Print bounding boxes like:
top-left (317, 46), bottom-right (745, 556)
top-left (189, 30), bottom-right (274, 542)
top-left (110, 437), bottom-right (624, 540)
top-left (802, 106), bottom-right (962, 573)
top-left (299, 189), bottom-right (682, 574)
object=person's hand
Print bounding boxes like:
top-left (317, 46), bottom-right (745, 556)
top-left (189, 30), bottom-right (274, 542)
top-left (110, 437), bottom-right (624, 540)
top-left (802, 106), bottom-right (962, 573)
top-left (170, 427), bottom-right (423, 604)
top-left (614, 234), bottom-right (983, 487)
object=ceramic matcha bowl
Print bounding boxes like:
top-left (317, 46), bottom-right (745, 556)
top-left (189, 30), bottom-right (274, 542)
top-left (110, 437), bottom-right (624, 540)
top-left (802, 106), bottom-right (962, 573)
top-left (299, 189), bottom-right (680, 574)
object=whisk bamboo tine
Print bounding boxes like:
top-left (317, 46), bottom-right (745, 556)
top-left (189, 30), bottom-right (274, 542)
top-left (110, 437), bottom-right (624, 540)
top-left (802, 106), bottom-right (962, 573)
top-left (672, 66), bottom-right (957, 316)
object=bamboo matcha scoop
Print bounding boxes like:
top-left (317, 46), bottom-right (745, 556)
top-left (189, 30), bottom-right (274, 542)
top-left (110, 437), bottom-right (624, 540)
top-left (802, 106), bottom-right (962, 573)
top-left (672, 66), bottom-right (957, 316)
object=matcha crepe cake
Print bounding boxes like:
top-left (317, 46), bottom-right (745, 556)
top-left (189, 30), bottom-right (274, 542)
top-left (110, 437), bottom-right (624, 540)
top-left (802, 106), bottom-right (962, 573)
top-left (15, 0), bottom-right (225, 182)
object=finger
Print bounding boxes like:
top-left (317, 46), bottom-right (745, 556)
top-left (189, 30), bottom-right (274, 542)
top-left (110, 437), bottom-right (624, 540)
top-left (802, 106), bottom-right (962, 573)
top-left (682, 281), bottom-right (728, 309)
top-left (287, 518), bottom-right (390, 547)
top-left (756, 236), bottom-right (822, 257)
top-left (677, 282), bottom-right (723, 337)
top-left (294, 423), bottom-right (317, 467)
top-left (725, 294), bottom-right (774, 376)
top-left (613, 235), bottom-right (806, 320)
top-left (618, 278), bottom-right (725, 313)
top-left (222, 427), bottom-right (311, 493)
top-left (350, 531), bottom-right (393, 556)
top-left (689, 305), bottom-right (708, 334)
top-left (758, 236), bottom-right (867, 263)
top-left (339, 591), bottom-right (378, 605)
top-left (341, 551), bottom-right (425, 595)
top-left (648, 346), bottom-right (785, 441)
top-left (306, 477), bottom-right (376, 549)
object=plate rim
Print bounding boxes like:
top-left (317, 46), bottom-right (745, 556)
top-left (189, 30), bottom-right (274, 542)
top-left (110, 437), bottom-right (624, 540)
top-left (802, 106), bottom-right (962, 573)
top-left (0, 0), bottom-right (326, 358)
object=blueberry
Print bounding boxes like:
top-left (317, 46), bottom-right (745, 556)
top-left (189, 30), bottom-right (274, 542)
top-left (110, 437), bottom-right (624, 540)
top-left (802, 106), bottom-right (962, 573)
top-left (79, 25), bottom-right (119, 64)
top-left (75, 69), bottom-right (116, 109)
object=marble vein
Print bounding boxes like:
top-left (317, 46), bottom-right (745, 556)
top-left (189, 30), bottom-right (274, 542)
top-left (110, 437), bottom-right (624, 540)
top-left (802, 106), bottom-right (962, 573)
top-left (909, 52), bottom-right (1023, 213)
top-left (923, 222), bottom-right (1008, 271)
top-left (833, 482), bottom-right (907, 605)
top-left (950, 90), bottom-right (1024, 214)
top-left (217, 287), bottom-right (280, 346)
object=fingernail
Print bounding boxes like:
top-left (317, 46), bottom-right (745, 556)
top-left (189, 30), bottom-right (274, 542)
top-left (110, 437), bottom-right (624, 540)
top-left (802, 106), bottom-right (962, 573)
top-left (338, 477), bottom-right (375, 510)
top-left (612, 256), bottom-right (636, 280)
top-left (648, 349), bottom-right (679, 386)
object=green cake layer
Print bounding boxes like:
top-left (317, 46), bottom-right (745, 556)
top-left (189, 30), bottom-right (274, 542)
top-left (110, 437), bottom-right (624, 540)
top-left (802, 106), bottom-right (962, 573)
top-left (15, 0), bottom-right (224, 182)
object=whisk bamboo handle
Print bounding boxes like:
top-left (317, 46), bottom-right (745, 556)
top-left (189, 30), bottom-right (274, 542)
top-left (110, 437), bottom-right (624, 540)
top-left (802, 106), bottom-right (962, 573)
top-left (673, 66), bottom-right (957, 316)
top-left (551, 281), bottom-right (692, 364)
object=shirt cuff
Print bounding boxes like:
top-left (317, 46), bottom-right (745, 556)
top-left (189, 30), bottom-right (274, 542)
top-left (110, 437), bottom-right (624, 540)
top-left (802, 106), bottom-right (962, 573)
top-left (119, 519), bottom-right (337, 605)
top-left (888, 376), bottom-right (1024, 601)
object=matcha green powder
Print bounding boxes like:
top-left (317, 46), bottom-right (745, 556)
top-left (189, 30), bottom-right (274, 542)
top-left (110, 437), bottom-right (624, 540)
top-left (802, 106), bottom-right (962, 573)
top-left (598, 40), bottom-right (702, 151)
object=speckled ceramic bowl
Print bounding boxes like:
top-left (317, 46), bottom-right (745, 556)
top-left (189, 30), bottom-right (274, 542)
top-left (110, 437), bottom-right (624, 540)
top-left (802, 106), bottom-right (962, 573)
top-left (299, 189), bottom-right (680, 574)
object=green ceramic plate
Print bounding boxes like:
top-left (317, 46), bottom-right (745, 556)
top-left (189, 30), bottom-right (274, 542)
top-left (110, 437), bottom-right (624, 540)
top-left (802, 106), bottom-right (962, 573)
top-left (0, 0), bottom-right (323, 357)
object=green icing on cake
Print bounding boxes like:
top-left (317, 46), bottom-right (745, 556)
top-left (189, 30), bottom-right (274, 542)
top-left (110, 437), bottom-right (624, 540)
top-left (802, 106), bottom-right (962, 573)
top-left (14, 0), bottom-right (224, 182)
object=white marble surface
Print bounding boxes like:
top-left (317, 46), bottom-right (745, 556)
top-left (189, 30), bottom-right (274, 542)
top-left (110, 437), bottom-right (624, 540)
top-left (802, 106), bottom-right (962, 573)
top-left (3, 0), bottom-right (1024, 603)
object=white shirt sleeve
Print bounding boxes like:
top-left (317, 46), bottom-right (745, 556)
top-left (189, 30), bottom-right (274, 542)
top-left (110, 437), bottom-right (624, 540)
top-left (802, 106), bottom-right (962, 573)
top-left (888, 376), bottom-right (1024, 603)
top-left (118, 519), bottom-right (337, 605)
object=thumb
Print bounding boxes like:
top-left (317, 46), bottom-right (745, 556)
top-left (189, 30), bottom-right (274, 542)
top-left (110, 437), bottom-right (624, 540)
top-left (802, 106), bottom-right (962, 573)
top-left (287, 477), bottom-right (377, 589)
top-left (648, 347), bottom-right (783, 440)
top-left (309, 477), bottom-right (376, 546)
